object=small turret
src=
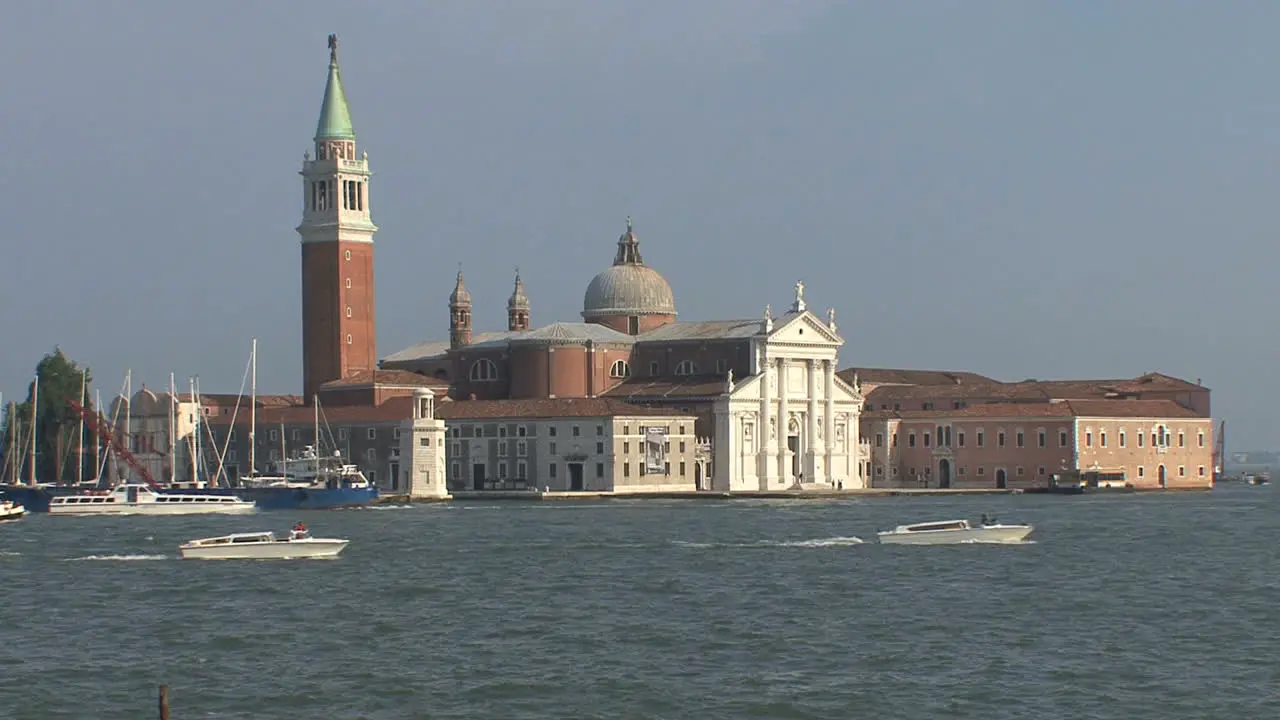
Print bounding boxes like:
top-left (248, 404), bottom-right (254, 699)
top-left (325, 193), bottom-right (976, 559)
top-left (507, 269), bottom-right (530, 332)
top-left (450, 270), bottom-right (472, 348)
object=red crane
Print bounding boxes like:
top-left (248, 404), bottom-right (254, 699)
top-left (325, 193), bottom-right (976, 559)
top-left (67, 399), bottom-right (162, 490)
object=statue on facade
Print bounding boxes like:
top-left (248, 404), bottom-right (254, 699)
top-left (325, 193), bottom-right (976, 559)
top-left (827, 307), bottom-right (837, 331)
top-left (763, 304), bottom-right (773, 333)
top-left (793, 280), bottom-right (806, 313)
top-left (725, 368), bottom-right (734, 393)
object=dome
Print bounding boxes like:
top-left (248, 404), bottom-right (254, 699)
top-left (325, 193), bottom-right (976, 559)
top-left (582, 218), bottom-right (677, 319)
top-left (582, 264), bottom-right (677, 318)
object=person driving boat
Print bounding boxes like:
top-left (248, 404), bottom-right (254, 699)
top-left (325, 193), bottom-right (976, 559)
top-left (290, 521), bottom-right (309, 540)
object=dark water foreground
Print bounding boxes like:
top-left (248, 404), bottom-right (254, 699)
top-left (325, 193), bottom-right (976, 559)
top-left (1, 485), bottom-right (1276, 719)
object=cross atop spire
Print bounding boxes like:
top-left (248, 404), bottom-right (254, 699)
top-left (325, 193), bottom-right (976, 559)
top-left (328, 33), bottom-right (339, 65)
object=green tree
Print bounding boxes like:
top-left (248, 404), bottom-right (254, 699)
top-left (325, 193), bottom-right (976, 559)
top-left (1, 348), bottom-right (95, 485)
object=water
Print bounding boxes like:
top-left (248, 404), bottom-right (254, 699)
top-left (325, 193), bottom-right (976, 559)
top-left (2, 485), bottom-right (1277, 719)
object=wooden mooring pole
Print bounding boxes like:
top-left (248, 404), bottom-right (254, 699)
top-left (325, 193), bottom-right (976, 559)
top-left (158, 684), bottom-right (170, 720)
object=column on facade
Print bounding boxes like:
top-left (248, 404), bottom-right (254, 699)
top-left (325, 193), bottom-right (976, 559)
top-left (777, 358), bottom-right (790, 482)
top-left (824, 360), bottom-right (836, 483)
top-left (806, 359), bottom-right (819, 483)
top-left (758, 362), bottom-right (771, 485)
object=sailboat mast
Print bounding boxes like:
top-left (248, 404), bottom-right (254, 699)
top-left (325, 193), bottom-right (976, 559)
top-left (93, 389), bottom-right (102, 484)
top-left (5, 400), bottom-right (14, 485)
top-left (250, 338), bottom-right (257, 476)
top-left (168, 373), bottom-right (177, 485)
top-left (77, 370), bottom-right (87, 485)
top-left (122, 370), bottom-right (131, 483)
top-left (29, 374), bottom-right (39, 486)
top-left (314, 396), bottom-right (320, 478)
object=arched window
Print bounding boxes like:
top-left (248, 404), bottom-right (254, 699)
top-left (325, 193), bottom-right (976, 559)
top-left (674, 359), bottom-right (697, 376)
top-left (610, 360), bottom-right (631, 379)
top-left (469, 358), bottom-right (499, 382)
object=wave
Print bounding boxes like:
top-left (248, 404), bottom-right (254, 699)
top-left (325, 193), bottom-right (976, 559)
top-left (65, 554), bottom-right (168, 562)
top-left (672, 536), bottom-right (864, 549)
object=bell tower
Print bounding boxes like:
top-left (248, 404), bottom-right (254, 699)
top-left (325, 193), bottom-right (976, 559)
top-left (298, 34), bottom-right (378, 400)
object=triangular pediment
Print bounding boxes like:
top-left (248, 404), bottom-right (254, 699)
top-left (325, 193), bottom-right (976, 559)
top-left (767, 311), bottom-right (843, 346)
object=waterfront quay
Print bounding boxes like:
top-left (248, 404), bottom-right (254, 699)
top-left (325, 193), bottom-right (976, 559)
top-left (375, 484), bottom-right (1211, 504)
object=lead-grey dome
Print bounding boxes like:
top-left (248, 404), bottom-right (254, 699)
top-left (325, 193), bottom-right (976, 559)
top-left (582, 218), bottom-right (677, 319)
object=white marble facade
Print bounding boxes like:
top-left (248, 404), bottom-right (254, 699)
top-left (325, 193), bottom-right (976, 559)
top-left (712, 285), bottom-right (864, 491)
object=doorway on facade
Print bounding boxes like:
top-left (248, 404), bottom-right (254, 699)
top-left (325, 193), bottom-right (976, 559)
top-left (995, 468), bottom-right (1007, 489)
top-left (694, 463), bottom-right (703, 490)
top-left (938, 459), bottom-right (952, 489)
top-left (390, 462), bottom-right (400, 491)
top-left (1158, 464), bottom-right (1167, 488)
top-left (472, 463), bottom-right (485, 491)
top-left (788, 436), bottom-right (801, 481)
top-left (568, 463), bottom-right (584, 491)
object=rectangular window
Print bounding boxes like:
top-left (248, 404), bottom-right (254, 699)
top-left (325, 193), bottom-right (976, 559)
top-left (1085, 432), bottom-right (1092, 447)
top-left (1138, 433), bottom-right (1144, 448)
top-left (679, 441), bottom-right (687, 453)
top-left (1016, 466), bottom-right (1025, 476)
top-left (998, 432), bottom-right (1006, 448)
top-left (623, 441), bottom-right (630, 454)
top-left (923, 433), bottom-right (931, 448)
top-left (517, 461), bottom-right (527, 479)
top-left (977, 432), bottom-right (985, 448)
top-left (875, 433), bottom-right (884, 447)
top-left (517, 425), bottom-right (527, 437)
top-left (892, 433), bottom-right (898, 447)
top-left (679, 461), bottom-right (686, 476)
top-left (596, 425), bottom-right (604, 436)
top-left (1037, 430), bottom-right (1045, 448)
top-left (394, 427), bottom-right (402, 439)
top-left (419, 437), bottom-right (430, 447)
top-left (549, 464), bottom-right (557, 478)
top-left (596, 463), bottom-right (604, 478)
top-left (623, 462), bottom-right (630, 477)
top-left (1198, 432), bottom-right (1204, 448)
top-left (664, 462), bottom-right (670, 475)
top-left (1198, 466), bottom-right (1205, 477)
top-left (549, 442), bottom-right (557, 455)
top-left (1101, 432), bottom-right (1107, 448)
top-left (1178, 432), bottom-right (1185, 448)
top-left (451, 463), bottom-right (460, 479)
top-left (1119, 431), bottom-right (1126, 448)
top-left (549, 427), bottom-right (557, 437)
top-left (1017, 431), bottom-right (1025, 448)
top-left (958, 431), bottom-right (966, 448)
top-left (367, 428), bottom-right (376, 440)
top-left (498, 440), bottom-right (508, 456)
top-left (908, 433), bottom-right (916, 448)
top-left (1138, 466), bottom-right (1145, 477)
top-left (517, 440), bottom-right (527, 456)
top-left (499, 426), bottom-right (507, 438)
top-left (499, 463), bottom-right (508, 479)
top-left (596, 442), bottom-right (604, 454)
top-left (1059, 430), bottom-right (1068, 447)
top-left (572, 426), bottom-right (581, 437)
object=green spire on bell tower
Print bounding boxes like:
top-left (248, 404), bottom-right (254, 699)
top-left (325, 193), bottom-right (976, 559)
top-left (315, 34), bottom-right (356, 141)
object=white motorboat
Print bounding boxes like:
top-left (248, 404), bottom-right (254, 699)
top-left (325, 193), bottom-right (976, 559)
top-left (877, 517), bottom-right (1034, 545)
top-left (48, 483), bottom-right (256, 516)
top-left (0, 499), bottom-right (26, 522)
top-left (179, 528), bottom-right (349, 560)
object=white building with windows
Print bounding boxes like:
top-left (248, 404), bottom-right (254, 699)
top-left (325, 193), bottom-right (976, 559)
top-left (435, 398), bottom-right (699, 493)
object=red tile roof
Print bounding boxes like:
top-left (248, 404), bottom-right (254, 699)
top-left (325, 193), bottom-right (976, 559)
top-left (318, 369), bottom-right (447, 389)
top-left (603, 375), bottom-right (731, 400)
top-left (206, 396), bottom-right (415, 426)
top-left (838, 367), bottom-right (998, 386)
top-left (437, 398), bottom-right (694, 420)
top-left (862, 399), bottom-right (1203, 421)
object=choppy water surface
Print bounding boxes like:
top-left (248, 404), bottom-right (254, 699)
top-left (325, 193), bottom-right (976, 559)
top-left (2, 485), bottom-right (1277, 719)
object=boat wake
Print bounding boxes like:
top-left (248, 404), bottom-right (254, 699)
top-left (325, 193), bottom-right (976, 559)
top-left (955, 539), bottom-right (1038, 545)
top-left (672, 536), bottom-right (864, 549)
top-left (65, 554), bottom-right (168, 562)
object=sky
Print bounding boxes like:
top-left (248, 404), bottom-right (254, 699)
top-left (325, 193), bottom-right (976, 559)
top-left (0, 1), bottom-right (1275, 447)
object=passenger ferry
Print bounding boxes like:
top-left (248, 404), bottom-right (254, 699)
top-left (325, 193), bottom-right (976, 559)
top-left (48, 483), bottom-right (257, 516)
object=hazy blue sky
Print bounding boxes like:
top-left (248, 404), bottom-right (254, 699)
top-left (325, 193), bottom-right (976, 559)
top-left (1, 2), bottom-right (1274, 446)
